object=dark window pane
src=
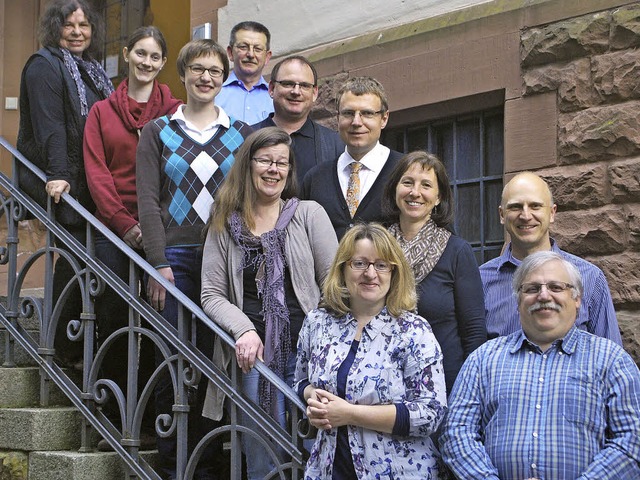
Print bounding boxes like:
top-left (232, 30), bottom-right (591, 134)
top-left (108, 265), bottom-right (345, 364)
top-left (456, 118), bottom-right (481, 180)
top-left (456, 184), bottom-right (481, 243)
top-left (473, 249), bottom-right (484, 266)
top-left (433, 124), bottom-right (454, 180)
top-left (407, 127), bottom-right (428, 152)
top-left (484, 180), bottom-right (503, 242)
top-left (485, 114), bottom-right (504, 176)
top-left (384, 129), bottom-right (405, 152)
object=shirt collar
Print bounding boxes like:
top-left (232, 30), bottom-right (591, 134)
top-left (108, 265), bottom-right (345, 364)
top-left (510, 324), bottom-right (579, 355)
top-left (338, 142), bottom-right (390, 174)
top-left (295, 116), bottom-right (315, 138)
top-left (343, 307), bottom-right (389, 340)
top-left (170, 104), bottom-right (230, 130)
top-left (222, 70), bottom-right (269, 90)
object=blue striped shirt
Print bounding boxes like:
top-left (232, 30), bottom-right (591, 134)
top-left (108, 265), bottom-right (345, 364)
top-left (480, 240), bottom-right (622, 345)
top-left (440, 327), bottom-right (640, 479)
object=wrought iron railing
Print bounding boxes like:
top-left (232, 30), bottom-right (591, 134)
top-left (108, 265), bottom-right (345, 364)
top-left (0, 135), bottom-right (308, 479)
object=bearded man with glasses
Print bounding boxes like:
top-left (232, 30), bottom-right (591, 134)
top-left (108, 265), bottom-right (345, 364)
top-left (441, 250), bottom-right (640, 480)
top-left (216, 21), bottom-right (274, 124)
top-left (253, 55), bottom-right (344, 183)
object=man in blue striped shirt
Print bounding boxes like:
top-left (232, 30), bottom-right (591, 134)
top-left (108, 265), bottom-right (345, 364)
top-left (480, 172), bottom-right (622, 344)
top-left (441, 251), bottom-right (640, 479)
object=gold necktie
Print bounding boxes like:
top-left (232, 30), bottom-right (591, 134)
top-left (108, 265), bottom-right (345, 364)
top-left (346, 162), bottom-right (362, 218)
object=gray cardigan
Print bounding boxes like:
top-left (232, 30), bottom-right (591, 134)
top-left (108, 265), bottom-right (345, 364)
top-left (201, 200), bottom-right (338, 419)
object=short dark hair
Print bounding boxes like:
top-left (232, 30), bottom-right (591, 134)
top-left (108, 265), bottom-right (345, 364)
top-left (229, 21), bottom-right (271, 50)
top-left (126, 26), bottom-right (168, 59)
top-left (39, 0), bottom-right (104, 59)
top-left (382, 151), bottom-right (454, 227)
top-left (270, 55), bottom-right (317, 85)
top-left (176, 39), bottom-right (229, 82)
top-left (336, 76), bottom-right (388, 112)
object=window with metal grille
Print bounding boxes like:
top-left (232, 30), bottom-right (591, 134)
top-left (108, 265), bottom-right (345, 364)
top-left (382, 108), bottom-right (504, 264)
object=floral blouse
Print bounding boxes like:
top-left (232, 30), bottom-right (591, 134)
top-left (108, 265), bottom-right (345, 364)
top-left (294, 307), bottom-right (447, 479)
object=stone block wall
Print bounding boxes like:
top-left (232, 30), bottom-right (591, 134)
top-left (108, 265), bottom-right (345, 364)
top-left (521, 4), bottom-right (640, 355)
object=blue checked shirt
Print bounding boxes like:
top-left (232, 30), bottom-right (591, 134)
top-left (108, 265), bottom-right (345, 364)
top-left (480, 240), bottom-right (622, 345)
top-left (440, 327), bottom-right (640, 479)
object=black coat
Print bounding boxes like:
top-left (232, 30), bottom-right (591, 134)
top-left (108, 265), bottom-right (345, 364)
top-left (17, 47), bottom-right (103, 225)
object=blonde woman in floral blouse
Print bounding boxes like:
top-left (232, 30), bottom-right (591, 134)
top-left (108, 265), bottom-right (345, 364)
top-left (294, 223), bottom-right (447, 479)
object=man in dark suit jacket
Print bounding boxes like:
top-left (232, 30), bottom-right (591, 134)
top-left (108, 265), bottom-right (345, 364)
top-left (301, 76), bottom-right (400, 239)
top-left (253, 55), bottom-right (344, 183)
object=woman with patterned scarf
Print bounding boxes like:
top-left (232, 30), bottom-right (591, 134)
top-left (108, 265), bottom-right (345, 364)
top-left (201, 127), bottom-right (338, 480)
top-left (382, 151), bottom-right (487, 395)
top-left (82, 26), bottom-right (181, 451)
top-left (17, 0), bottom-right (113, 366)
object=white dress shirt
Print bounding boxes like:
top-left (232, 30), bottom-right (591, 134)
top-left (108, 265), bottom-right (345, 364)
top-left (337, 142), bottom-right (391, 201)
top-left (170, 104), bottom-right (230, 144)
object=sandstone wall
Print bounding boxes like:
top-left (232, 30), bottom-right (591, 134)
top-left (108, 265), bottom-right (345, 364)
top-left (521, 4), bottom-right (640, 356)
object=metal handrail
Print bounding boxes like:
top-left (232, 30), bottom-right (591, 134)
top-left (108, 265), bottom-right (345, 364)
top-left (0, 135), bottom-right (307, 479)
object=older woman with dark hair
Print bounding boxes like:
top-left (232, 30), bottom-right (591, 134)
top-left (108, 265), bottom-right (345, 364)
top-left (201, 127), bottom-right (338, 479)
top-left (295, 222), bottom-right (447, 479)
top-left (17, 0), bottom-right (113, 365)
top-left (382, 151), bottom-right (486, 394)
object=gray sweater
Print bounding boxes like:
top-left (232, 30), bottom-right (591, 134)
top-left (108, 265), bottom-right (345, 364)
top-left (201, 200), bottom-right (338, 420)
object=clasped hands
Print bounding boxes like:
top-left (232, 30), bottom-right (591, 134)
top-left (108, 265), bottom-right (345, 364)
top-left (306, 387), bottom-right (352, 430)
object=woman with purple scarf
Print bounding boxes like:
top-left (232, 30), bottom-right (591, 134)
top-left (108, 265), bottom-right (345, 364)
top-left (201, 127), bottom-right (338, 479)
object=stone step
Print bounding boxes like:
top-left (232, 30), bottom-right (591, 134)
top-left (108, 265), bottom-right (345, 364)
top-left (29, 450), bottom-right (159, 480)
top-left (0, 407), bottom-right (81, 451)
top-left (0, 367), bottom-right (72, 408)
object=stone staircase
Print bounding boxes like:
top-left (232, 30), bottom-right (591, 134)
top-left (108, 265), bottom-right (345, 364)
top-left (0, 298), bottom-right (156, 479)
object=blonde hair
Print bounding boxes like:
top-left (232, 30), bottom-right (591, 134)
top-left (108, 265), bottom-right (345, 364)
top-left (321, 223), bottom-right (416, 317)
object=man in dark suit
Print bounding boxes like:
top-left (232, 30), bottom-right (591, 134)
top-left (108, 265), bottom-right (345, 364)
top-left (253, 55), bottom-right (344, 183)
top-left (301, 76), bottom-right (401, 239)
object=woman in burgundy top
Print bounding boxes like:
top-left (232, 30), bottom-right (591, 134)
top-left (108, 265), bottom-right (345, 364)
top-left (82, 25), bottom-right (181, 451)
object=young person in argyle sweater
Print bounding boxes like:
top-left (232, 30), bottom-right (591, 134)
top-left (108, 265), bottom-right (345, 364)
top-left (136, 39), bottom-right (252, 480)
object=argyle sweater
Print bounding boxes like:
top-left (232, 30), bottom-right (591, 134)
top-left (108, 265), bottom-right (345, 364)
top-left (136, 114), bottom-right (251, 268)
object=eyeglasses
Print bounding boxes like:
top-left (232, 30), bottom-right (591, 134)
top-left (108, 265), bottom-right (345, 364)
top-left (339, 109), bottom-right (384, 120)
top-left (348, 259), bottom-right (393, 273)
top-left (234, 43), bottom-right (267, 55)
top-left (252, 157), bottom-right (290, 170)
top-left (274, 80), bottom-right (315, 92)
top-left (518, 281), bottom-right (575, 295)
top-left (187, 65), bottom-right (224, 78)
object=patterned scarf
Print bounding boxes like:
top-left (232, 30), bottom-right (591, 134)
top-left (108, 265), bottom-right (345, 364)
top-left (389, 219), bottom-right (451, 284)
top-left (61, 48), bottom-right (114, 116)
top-left (228, 197), bottom-right (299, 419)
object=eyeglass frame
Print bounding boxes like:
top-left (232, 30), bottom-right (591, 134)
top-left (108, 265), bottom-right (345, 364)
top-left (338, 109), bottom-right (385, 120)
top-left (347, 259), bottom-right (394, 273)
top-left (273, 80), bottom-right (316, 92)
top-left (186, 64), bottom-right (225, 78)
top-left (251, 157), bottom-right (290, 170)
top-left (233, 43), bottom-right (268, 55)
top-left (518, 281), bottom-right (575, 295)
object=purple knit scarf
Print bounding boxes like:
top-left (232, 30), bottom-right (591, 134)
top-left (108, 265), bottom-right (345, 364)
top-left (228, 197), bottom-right (299, 419)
